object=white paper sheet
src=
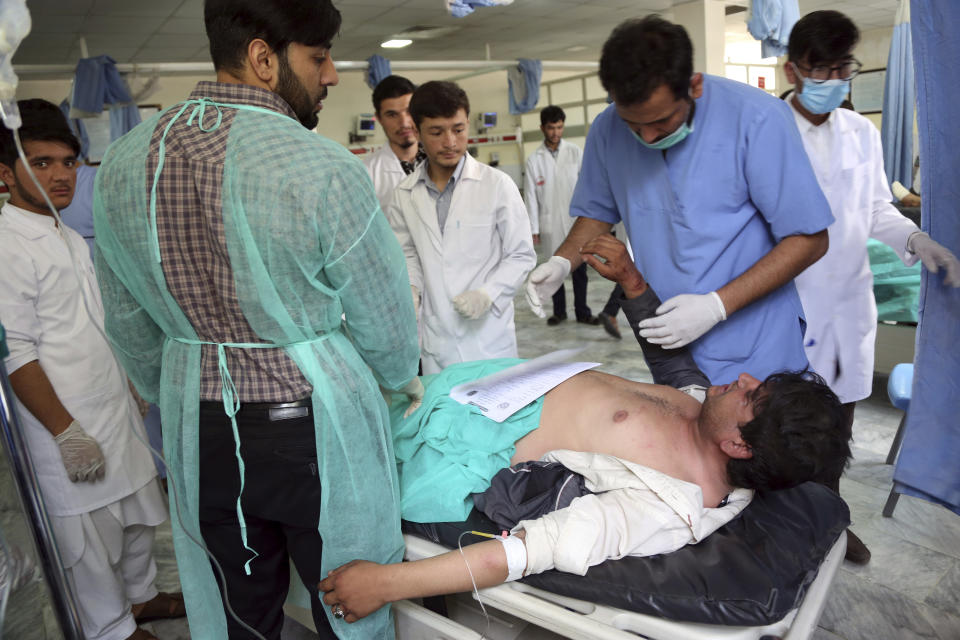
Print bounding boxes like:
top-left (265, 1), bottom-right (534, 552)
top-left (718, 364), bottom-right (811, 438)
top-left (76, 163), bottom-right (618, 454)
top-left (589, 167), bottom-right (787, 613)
top-left (449, 349), bottom-right (600, 422)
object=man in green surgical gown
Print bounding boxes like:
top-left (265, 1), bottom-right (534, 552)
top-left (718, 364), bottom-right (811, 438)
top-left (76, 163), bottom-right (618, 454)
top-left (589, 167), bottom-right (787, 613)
top-left (92, 1), bottom-right (420, 638)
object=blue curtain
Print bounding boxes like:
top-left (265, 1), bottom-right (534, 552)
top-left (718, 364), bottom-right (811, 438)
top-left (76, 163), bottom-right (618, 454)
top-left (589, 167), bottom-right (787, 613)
top-left (882, 1), bottom-right (915, 189)
top-left (747, 0), bottom-right (799, 58)
top-left (507, 58), bottom-right (541, 115)
top-left (446, 0), bottom-right (512, 18)
top-left (893, 0), bottom-right (960, 516)
top-left (109, 103), bottom-right (140, 142)
top-left (68, 55), bottom-right (140, 140)
top-left (58, 99), bottom-right (90, 160)
top-left (365, 55), bottom-right (392, 90)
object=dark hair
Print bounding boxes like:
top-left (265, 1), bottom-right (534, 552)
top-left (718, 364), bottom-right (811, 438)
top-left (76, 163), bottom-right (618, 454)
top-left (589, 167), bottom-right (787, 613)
top-left (204, 0), bottom-right (342, 73)
top-left (372, 75), bottom-right (417, 115)
top-left (599, 15), bottom-right (693, 105)
top-left (788, 10), bottom-right (860, 67)
top-left (540, 105), bottom-right (565, 126)
top-left (409, 81), bottom-right (470, 128)
top-left (0, 99), bottom-right (80, 169)
top-left (727, 371), bottom-right (850, 491)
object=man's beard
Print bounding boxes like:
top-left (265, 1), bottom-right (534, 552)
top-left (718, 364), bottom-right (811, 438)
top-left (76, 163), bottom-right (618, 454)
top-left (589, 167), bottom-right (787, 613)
top-left (12, 181), bottom-right (60, 212)
top-left (397, 138), bottom-right (416, 149)
top-left (276, 56), bottom-right (320, 129)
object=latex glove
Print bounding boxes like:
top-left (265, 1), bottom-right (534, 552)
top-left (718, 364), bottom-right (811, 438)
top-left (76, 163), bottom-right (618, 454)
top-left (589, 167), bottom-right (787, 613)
top-left (908, 231), bottom-right (960, 287)
top-left (411, 285), bottom-right (421, 317)
top-left (524, 256), bottom-right (571, 318)
top-left (637, 291), bottom-right (727, 349)
top-left (453, 289), bottom-right (492, 320)
top-left (400, 377), bottom-right (425, 418)
top-left (54, 421), bottom-right (106, 482)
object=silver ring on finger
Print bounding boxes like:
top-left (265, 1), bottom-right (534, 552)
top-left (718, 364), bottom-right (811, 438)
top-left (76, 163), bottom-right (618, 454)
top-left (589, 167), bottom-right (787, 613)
top-left (332, 604), bottom-right (345, 619)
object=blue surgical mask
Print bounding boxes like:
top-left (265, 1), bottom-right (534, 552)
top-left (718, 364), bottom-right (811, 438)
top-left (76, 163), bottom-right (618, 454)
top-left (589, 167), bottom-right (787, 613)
top-left (632, 120), bottom-right (694, 150)
top-left (796, 78), bottom-right (850, 115)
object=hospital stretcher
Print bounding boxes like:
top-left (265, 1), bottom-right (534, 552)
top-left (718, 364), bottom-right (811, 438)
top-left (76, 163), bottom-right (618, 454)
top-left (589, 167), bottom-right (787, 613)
top-left (398, 533), bottom-right (844, 640)
top-left (286, 482), bottom-right (848, 639)
top-left (395, 481), bottom-right (849, 640)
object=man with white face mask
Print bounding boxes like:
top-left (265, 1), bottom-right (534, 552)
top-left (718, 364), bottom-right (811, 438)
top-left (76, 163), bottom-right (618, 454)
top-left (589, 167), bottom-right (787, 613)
top-left (783, 10), bottom-right (960, 565)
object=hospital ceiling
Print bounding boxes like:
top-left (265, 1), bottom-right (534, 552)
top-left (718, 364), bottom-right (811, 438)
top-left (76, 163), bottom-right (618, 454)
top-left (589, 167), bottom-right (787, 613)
top-left (13, 0), bottom-right (900, 67)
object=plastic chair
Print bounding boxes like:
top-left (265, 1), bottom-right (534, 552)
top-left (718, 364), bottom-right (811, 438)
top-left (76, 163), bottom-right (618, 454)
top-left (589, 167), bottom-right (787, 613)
top-left (883, 363), bottom-right (913, 517)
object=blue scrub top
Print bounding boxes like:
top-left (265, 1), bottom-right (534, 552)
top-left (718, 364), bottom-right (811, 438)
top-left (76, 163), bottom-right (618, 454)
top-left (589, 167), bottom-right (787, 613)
top-left (571, 75), bottom-right (834, 384)
top-left (60, 164), bottom-right (97, 261)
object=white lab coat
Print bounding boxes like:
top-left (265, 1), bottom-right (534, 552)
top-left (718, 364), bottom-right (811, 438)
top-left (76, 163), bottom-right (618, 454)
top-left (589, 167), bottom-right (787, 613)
top-left (786, 97), bottom-right (919, 403)
top-left (363, 143), bottom-right (411, 214)
top-left (385, 154), bottom-right (537, 374)
top-left (0, 204), bottom-right (159, 516)
top-left (523, 139), bottom-right (582, 255)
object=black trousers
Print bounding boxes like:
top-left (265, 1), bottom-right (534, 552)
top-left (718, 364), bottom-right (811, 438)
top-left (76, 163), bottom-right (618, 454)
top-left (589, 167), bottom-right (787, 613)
top-left (552, 262), bottom-right (592, 320)
top-left (198, 402), bottom-right (338, 639)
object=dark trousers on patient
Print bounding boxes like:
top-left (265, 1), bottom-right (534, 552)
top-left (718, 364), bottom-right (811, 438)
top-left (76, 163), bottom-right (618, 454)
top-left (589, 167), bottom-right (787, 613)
top-left (552, 263), bottom-right (592, 320)
top-left (198, 402), bottom-right (337, 639)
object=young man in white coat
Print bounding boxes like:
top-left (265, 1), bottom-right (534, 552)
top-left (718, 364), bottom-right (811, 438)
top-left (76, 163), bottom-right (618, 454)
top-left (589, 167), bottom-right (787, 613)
top-left (0, 100), bottom-right (182, 640)
top-left (386, 81), bottom-right (537, 374)
top-left (524, 106), bottom-right (599, 327)
top-left (363, 75), bottom-right (424, 213)
top-left (784, 11), bottom-right (960, 564)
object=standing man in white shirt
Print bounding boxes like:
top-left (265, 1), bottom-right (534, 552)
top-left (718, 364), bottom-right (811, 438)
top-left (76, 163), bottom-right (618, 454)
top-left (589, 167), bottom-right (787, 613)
top-left (0, 99), bottom-right (180, 640)
top-left (784, 11), bottom-right (960, 564)
top-left (364, 75), bottom-right (425, 213)
top-left (386, 81), bottom-right (536, 373)
top-left (524, 106), bottom-right (599, 327)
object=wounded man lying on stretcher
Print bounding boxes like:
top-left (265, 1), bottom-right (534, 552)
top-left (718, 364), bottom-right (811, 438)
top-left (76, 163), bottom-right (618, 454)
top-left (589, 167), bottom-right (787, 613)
top-left (320, 235), bottom-right (851, 622)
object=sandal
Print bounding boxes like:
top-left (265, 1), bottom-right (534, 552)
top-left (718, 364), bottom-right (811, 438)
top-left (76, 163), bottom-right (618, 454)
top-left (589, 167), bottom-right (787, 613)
top-left (133, 591), bottom-right (186, 623)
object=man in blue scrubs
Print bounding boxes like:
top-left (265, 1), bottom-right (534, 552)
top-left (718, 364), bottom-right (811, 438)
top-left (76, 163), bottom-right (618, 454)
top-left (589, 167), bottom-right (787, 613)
top-left (526, 16), bottom-right (834, 385)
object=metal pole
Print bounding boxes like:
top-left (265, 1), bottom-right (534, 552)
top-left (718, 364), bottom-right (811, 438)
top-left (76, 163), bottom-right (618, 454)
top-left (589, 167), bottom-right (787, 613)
top-left (0, 356), bottom-right (84, 639)
top-left (14, 59), bottom-right (598, 78)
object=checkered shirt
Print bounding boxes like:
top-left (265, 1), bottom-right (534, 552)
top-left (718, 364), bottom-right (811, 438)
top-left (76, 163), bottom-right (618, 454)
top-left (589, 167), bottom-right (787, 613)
top-left (149, 81), bottom-right (312, 402)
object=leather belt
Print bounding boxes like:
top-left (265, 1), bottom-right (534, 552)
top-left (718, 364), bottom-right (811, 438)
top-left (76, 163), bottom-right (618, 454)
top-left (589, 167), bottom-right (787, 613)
top-left (201, 397), bottom-right (312, 421)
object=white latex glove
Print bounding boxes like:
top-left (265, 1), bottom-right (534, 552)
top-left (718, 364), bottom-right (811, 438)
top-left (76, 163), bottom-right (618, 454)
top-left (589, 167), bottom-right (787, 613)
top-left (411, 285), bottom-right (421, 317)
top-left (453, 289), bottom-right (493, 320)
top-left (637, 291), bottom-right (727, 349)
top-left (400, 377), bottom-right (425, 418)
top-left (54, 421), bottom-right (106, 482)
top-left (908, 231), bottom-right (960, 287)
top-left (524, 256), bottom-right (571, 318)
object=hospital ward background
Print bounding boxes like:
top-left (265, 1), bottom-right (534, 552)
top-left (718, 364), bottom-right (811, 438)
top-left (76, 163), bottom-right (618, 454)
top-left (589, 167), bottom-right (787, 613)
top-left (1, 0), bottom-right (958, 639)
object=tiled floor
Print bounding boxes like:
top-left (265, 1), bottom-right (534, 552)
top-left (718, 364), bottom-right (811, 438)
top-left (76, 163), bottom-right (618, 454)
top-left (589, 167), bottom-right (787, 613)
top-left (4, 268), bottom-right (958, 639)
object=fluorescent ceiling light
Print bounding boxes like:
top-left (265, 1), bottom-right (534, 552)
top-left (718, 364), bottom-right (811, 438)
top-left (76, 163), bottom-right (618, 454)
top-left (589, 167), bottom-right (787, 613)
top-left (381, 39), bottom-right (413, 48)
